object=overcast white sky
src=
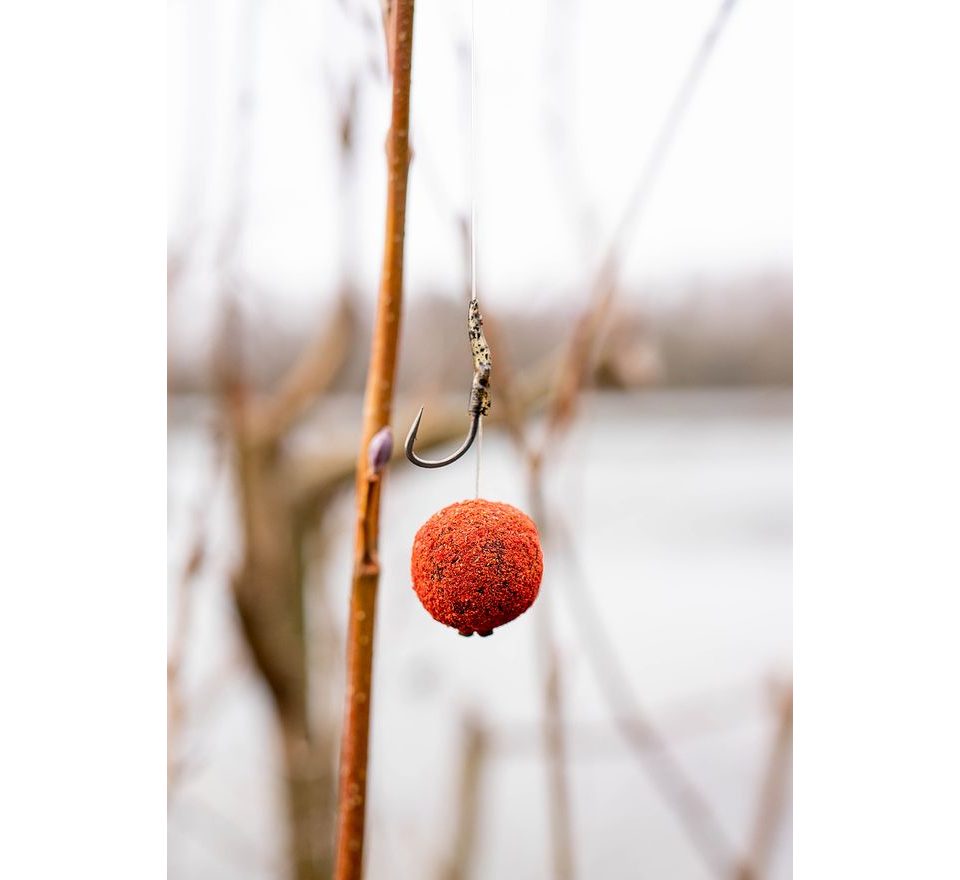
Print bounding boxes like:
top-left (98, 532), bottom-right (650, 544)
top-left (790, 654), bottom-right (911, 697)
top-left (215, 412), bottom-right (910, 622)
top-left (168, 0), bottom-right (791, 331)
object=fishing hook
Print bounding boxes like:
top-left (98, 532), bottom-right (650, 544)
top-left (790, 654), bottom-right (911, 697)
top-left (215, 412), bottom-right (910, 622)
top-left (405, 298), bottom-right (491, 469)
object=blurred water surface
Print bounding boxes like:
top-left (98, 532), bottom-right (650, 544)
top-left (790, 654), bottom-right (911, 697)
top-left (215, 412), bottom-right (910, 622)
top-left (168, 389), bottom-right (791, 880)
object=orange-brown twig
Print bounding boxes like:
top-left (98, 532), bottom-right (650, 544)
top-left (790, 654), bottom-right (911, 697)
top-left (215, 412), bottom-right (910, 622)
top-left (334, 1), bottom-right (416, 877)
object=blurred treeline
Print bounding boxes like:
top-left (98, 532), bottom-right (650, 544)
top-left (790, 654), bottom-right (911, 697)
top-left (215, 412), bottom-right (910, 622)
top-left (168, 272), bottom-right (791, 395)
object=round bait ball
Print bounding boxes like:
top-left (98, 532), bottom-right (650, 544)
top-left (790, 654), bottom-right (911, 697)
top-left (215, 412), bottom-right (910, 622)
top-left (411, 499), bottom-right (543, 637)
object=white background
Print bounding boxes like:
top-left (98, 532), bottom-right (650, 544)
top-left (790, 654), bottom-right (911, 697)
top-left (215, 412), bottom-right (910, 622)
top-left (166, 0), bottom-right (791, 348)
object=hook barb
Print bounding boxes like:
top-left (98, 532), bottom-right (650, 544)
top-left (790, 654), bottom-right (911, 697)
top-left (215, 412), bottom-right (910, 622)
top-left (405, 406), bottom-right (481, 469)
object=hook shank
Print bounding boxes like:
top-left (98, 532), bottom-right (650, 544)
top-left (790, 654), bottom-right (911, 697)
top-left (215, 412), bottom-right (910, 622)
top-left (405, 297), bottom-right (491, 470)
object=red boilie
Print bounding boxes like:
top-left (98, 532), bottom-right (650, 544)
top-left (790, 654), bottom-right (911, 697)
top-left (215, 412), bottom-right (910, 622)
top-left (411, 499), bottom-right (544, 636)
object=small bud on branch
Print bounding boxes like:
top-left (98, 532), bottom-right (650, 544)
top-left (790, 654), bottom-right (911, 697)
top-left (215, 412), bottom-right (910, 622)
top-left (367, 426), bottom-right (394, 476)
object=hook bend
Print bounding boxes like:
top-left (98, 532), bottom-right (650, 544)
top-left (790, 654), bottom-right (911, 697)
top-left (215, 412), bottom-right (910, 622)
top-left (404, 407), bottom-right (481, 468)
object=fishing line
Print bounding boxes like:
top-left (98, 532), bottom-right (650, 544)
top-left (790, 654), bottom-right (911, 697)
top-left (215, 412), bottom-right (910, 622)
top-left (470, 0), bottom-right (483, 499)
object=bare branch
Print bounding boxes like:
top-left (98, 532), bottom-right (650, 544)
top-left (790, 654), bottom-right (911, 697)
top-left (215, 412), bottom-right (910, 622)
top-left (735, 682), bottom-right (793, 880)
top-left (441, 714), bottom-right (490, 880)
top-left (334, 1), bottom-right (416, 876)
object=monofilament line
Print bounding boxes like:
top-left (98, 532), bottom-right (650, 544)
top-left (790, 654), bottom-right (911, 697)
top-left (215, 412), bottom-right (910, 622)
top-left (475, 418), bottom-right (483, 498)
top-left (470, 0), bottom-right (478, 304)
top-left (470, 0), bottom-right (483, 498)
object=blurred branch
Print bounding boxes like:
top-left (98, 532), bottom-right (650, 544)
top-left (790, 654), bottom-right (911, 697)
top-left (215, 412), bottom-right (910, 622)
top-left (441, 714), bottom-right (490, 880)
top-left (253, 297), bottom-right (356, 445)
top-left (224, 304), bottom-right (338, 879)
top-left (541, 0), bottom-right (742, 440)
top-left (228, 393), bottom-right (331, 880)
top-left (542, 637), bottom-right (576, 879)
top-left (551, 511), bottom-right (742, 878)
top-left (171, 3), bottom-right (371, 878)
top-left (594, 0), bottom-right (741, 301)
top-left (478, 314), bottom-right (535, 458)
top-left (528, 469), bottom-right (577, 880)
top-left (495, 6), bottom-right (746, 868)
top-left (167, 246), bottom-right (192, 301)
top-left (735, 682), bottom-right (793, 880)
top-left (492, 680), bottom-right (770, 757)
top-left (541, 282), bottom-right (616, 446)
top-left (167, 430), bottom-right (226, 792)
